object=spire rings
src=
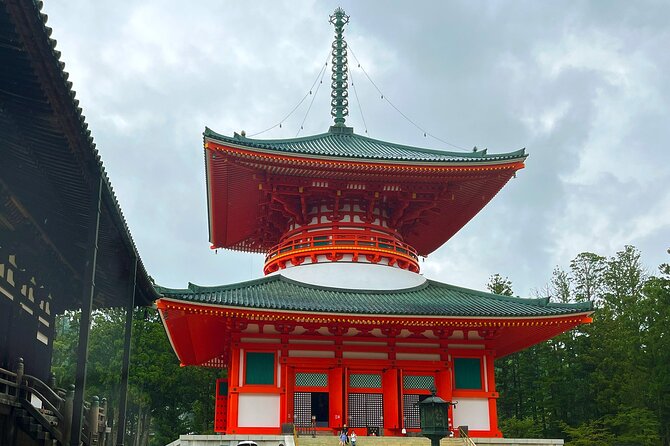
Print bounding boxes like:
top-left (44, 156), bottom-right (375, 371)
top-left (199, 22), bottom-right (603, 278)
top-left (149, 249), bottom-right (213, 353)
top-left (329, 7), bottom-right (350, 126)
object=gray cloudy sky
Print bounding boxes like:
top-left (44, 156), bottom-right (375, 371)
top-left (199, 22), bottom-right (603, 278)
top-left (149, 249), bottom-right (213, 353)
top-left (44, 0), bottom-right (670, 297)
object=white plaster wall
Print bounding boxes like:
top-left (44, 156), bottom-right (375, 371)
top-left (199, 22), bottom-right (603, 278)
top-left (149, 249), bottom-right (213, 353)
top-left (452, 398), bottom-right (490, 431)
top-left (275, 262), bottom-right (425, 290)
top-left (237, 394), bottom-right (280, 427)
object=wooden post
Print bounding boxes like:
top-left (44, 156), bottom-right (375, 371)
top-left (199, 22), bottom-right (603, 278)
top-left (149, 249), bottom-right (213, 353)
top-left (2, 358), bottom-right (23, 446)
top-left (70, 176), bottom-right (102, 446)
top-left (63, 384), bottom-right (74, 445)
top-left (89, 396), bottom-right (100, 444)
top-left (116, 256), bottom-right (137, 446)
top-left (14, 357), bottom-right (24, 401)
top-left (101, 398), bottom-right (108, 446)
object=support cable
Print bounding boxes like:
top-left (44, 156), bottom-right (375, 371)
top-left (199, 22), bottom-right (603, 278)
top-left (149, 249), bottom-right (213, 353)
top-left (349, 65), bottom-right (368, 134)
top-left (296, 58), bottom-right (329, 137)
top-left (348, 46), bottom-right (469, 152)
top-left (248, 51), bottom-right (330, 138)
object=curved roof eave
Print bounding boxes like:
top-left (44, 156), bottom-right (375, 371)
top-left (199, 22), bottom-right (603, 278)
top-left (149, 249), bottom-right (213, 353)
top-left (204, 127), bottom-right (527, 166)
top-left (155, 275), bottom-right (594, 318)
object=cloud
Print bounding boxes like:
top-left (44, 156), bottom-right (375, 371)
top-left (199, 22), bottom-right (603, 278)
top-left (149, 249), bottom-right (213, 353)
top-left (42, 0), bottom-right (670, 295)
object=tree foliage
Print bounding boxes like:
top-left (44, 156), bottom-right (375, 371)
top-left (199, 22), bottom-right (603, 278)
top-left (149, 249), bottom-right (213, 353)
top-left (493, 246), bottom-right (669, 446)
top-left (53, 307), bottom-right (222, 446)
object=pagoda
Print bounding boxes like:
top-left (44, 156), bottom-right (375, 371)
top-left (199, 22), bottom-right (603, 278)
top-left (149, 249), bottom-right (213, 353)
top-left (156, 8), bottom-right (592, 439)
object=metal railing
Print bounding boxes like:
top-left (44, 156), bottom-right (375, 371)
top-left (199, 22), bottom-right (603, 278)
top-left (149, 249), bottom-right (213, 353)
top-left (295, 420), bottom-right (317, 438)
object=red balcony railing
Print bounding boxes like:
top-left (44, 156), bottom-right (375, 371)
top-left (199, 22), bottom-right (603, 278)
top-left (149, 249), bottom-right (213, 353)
top-left (264, 229), bottom-right (420, 274)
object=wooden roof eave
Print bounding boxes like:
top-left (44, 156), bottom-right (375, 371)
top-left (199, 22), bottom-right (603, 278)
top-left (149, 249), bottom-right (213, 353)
top-left (1, 0), bottom-right (158, 307)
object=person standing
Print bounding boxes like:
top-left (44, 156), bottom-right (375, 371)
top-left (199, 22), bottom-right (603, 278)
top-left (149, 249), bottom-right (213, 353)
top-left (339, 430), bottom-right (348, 446)
top-left (350, 430), bottom-right (357, 446)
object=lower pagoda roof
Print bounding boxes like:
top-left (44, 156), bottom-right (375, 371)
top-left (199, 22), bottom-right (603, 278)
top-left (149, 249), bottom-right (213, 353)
top-left (156, 275), bottom-right (593, 364)
top-left (156, 275), bottom-right (591, 318)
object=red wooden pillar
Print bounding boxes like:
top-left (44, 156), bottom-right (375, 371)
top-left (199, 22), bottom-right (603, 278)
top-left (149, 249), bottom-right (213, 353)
top-left (382, 368), bottom-right (399, 435)
top-left (227, 345), bottom-right (241, 433)
top-left (214, 378), bottom-right (228, 433)
top-left (285, 364), bottom-right (295, 426)
top-left (436, 364), bottom-right (453, 432)
top-left (485, 351), bottom-right (501, 437)
top-left (329, 367), bottom-right (344, 430)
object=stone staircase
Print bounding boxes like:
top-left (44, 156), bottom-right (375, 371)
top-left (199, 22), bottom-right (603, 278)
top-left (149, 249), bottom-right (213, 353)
top-left (296, 437), bottom-right (468, 446)
top-left (15, 405), bottom-right (59, 446)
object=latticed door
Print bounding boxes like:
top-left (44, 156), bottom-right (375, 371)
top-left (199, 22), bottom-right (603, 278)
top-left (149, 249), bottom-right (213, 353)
top-left (402, 374), bottom-right (435, 429)
top-left (347, 393), bottom-right (383, 428)
top-left (294, 392), bottom-right (312, 427)
top-left (293, 372), bottom-right (330, 427)
top-left (402, 394), bottom-right (420, 428)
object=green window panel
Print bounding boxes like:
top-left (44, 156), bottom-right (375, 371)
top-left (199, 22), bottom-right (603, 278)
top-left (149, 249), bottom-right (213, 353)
top-left (403, 375), bottom-right (435, 390)
top-left (454, 358), bottom-right (482, 390)
top-left (245, 352), bottom-right (275, 385)
top-left (349, 373), bottom-right (382, 388)
top-left (296, 373), bottom-right (328, 387)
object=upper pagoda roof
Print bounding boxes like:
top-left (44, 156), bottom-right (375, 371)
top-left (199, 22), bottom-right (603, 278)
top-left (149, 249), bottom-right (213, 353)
top-left (156, 275), bottom-right (591, 318)
top-left (205, 127), bottom-right (527, 165)
top-left (202, 7), bottom-right (528, 256)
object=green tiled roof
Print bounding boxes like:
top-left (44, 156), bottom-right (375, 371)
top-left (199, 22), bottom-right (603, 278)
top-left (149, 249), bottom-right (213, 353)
top-left (156, 275), bottom-right (591, 318)
top-left (204, 127), bottom-right (527, 163)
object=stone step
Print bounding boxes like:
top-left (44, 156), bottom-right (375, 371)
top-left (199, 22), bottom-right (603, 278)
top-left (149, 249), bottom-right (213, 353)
top-left (296, 437), bottom-right (467, 446)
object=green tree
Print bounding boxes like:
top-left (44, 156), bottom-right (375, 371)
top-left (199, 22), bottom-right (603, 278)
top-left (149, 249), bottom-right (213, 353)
top-left (487, 273), bottom-right (514, 296)
top-left (52, 307), bottom-right (224, 446)
top-left (642, 253), bottom-right (670, 445)
top-left (570, 252), bottom-right (606, 303)
top-left (496, 247), bottom-right (668, 443)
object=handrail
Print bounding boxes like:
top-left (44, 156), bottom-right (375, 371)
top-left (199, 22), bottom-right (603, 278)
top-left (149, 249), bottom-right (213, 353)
top-left (459, 427), bottom-right (476, 446)
top-left (293, 423), bottom-right (300, 446)
top-left (21, 384), bottom-right (63, 420)
top-left (0, 366), bottom-right (18, 378)
top-left (0, 377), bottom-right (18, 388)
top-left (23, 373), bottom-right (65, 410)
top-left (0, 365), bottom-right (19, 399)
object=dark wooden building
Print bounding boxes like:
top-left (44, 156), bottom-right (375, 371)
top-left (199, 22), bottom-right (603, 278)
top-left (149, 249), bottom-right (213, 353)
top-left (1, 1), bottom-right (158, 444)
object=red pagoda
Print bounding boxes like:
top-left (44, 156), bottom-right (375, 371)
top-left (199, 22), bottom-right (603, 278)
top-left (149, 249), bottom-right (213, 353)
top-left (157, 8), bottom-right (592, 439)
